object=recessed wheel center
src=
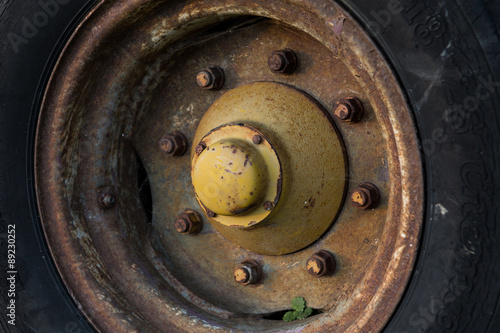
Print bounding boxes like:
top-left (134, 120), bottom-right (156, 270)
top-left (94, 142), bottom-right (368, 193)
top-left (191, 82), bottom-right (347, 255)
top-left (35, 5), bottom-right (424, 331)
top-left (191, 124), bottom-right (282, 227)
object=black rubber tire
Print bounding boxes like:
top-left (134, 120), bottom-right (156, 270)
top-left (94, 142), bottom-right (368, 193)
top-left (0, 0), bottom-right (499, 332)
top-left (0, 2), bottom-right (99, 332)
top-left (343, 1), bottom-right (500, 332)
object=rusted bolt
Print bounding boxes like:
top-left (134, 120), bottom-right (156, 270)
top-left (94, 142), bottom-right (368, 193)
top-left (196, 66), bottom-right (225, 90)
top-left (97, 186), bottom-right (116, 209)
top-left (195, 142), bottom-right (207, 155)
top-left (233, 259), bottom-right (262, 285)
top-left (159, 132), bottom-right (187, 156)
top-left (351, 182), bottom-right (380, 210)
top-left (267, 48), bottom-right (298, 75)
top-left (174, 210), bottom-right (203, 234)
top-left (306, 250), bottom-right (336, 277)
top-left (98, 192), bottom-right (116, 209)
top-left (333, 97), bottom-right (364, 123)
top-left (263, 201), bottom-right (274, 211)
top-left (206, 209), bottom-right (216, 218)
top-left (252, 135), bottom-right (262, 144)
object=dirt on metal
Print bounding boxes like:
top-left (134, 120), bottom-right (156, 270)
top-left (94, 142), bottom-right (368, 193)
top-left (35, 0), bottom-right (423, 332)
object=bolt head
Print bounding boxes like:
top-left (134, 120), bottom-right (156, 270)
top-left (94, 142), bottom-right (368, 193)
top-left (196, 70), bottom-right (213, 88)
top-left (206, 209), bottom-right (216, 218)
top-left (174, 210), bottom-right (203, 234)
top-left (252, 135), bottom-right (262, 144)
top-left (159, 137), bottom-right (175, 154)
top-left (268, 53), bottom-right (286, 72)
top-left (96, 186), bottom-right (116, 209)
top-left (159, 132), bottom-right (187, 156)
top-left (99, 193), bottom-right (116, 208)
top-left (233, 259), bottom-right (262, 285)
top-left (334, 103), bottom-right (351, 120)
top-left (306, 250), bottom-right (336, 277)
top-left (351, 182), bottom-right (380, 210)
top-left (196, 66), bottom-right (224, 90)
top-left (195, 143), bottom-right (206, 155)
top-left (267, 49), bottom-right (297, 75)
top-left (351, 189), bottom-right (368, 207)
top-left (334, 97), bottom-right (364, 123)
top-left (263, 201), bottom-right (274, 211)
top-left (234, 266), bottom-right (251, 284)
top-left (306, 257), bottom-right (325, 276)
top-left (174, 217), bottom-right (190, 233)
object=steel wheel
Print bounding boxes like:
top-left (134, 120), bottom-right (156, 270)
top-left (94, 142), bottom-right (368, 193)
top-left (35, 0), bottom-right (423, 331)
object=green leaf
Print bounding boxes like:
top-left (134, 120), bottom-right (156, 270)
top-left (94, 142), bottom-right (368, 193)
top-left (283, 311), bottom-right (298, 322)
top-left (283, 297), bottom-right (313, 322)
top-left (296, 307), bottom-right (313, 320)
top-left (291, 296), bottom-right (305, 312)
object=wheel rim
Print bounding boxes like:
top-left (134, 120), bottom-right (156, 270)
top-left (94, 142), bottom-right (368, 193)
top-left (35, 1), bottom-right (423, 332)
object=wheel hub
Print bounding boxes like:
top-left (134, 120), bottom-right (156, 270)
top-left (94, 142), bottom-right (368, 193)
top-left (191, 82), bottom-right (346, 254)
top-left (35, 1), bottom-right (424, 332)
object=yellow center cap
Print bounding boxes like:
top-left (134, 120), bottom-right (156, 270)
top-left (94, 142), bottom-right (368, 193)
top-left (192, 140), bottom-right (268, 216)
top-left (191, 124), bottom-right (282, 228)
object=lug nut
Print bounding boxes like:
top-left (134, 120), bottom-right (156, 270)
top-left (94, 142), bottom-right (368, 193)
top-left (98, 193), bottom-right (116, 208)
top-left (333, 97), bottom-right (364, 123)
top-left (306, 250), bottom-right (336, 277)
top-left (159, 132), bottom-right (187, 156)
top-left (350, 182), bottom-right (380, 210)
top-left (252, 135), bottom-right (262, 144)
top-left (233, 259), bottom-right (262, 285)
top-left (196, 66), bottom-right (225, 90)
top-left (174, 210), bottom-right (203, 234)
top-left (267, 48), bottom-right (298, 75)
top-left (263, 201), bottom-right (274, 211)
top-left (97, 186), bottom-right (116, 209)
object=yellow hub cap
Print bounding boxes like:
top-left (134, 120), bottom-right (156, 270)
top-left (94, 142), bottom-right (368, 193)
top-left (190, 82), bottom-right (346, 254)
top-left (191, 124), bottom-right (282, 228)
top-left (192, 140), bottom-right (267, 216)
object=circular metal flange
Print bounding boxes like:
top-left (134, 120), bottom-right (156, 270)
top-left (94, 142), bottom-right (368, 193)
top-left (34, 1), bottom-right (424, 332)
top-left (191, 124), bottom-right (282, 228)
top-left (191, 82), bottom-right (346, 255)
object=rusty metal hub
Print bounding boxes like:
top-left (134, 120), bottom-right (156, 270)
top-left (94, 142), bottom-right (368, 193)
top-left (191, 82), bottom-right (346, 254)
top-left (34, 1), bottom-right (424, 332)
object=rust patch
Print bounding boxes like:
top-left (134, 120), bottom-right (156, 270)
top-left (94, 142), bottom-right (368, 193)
top-left (229, 205), bottom-right (255, 215)
top-left (329, 16), bottom-right (346, 37)
top-left (306, 258), bottom-right (323, 275)
top-left (303, 197), bottom-right (316, 209)
top-left (195, 142), bottom-right (206, 155)
top-left (35, 1), bottom-right (423, 332)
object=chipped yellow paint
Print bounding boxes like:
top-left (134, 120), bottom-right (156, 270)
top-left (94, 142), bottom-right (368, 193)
top-left (192, 140), bottom-right (268, 216)
top-left (191, 124), bottom-right (282, 228)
